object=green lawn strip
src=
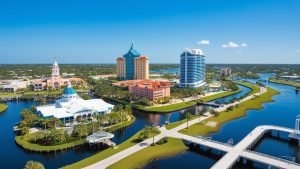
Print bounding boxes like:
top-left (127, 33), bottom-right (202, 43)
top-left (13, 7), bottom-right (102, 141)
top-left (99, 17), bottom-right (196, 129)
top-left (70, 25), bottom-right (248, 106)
top-left (235, 81), bottom-right (260, 96)
top-left (61, 130), bottom-right (160, 169)
top-left (105, 115), bottom-right (136, 132)
top-left (197, 90), bottom-right (241, 102)
top-left (268, 78), bottom-right (300, 87)
top-left (179, 87), bottom-right (279, 136)
top-left (15, 133), bottom-right (86, 152)
top-left (23, 90), bottom-right (63, 96)
top-left (139, 101), bottom-right (197, 113)
top-left (107, 137), bottom-right (188, 169)
top-left (16, 116), bottom-right (136, 152)
top-left (0, 92), bottom-right (20, 97)
top-left (0, 103), bottom-right (8, 113)
top-left (166, 115), bottom-right (200, 130)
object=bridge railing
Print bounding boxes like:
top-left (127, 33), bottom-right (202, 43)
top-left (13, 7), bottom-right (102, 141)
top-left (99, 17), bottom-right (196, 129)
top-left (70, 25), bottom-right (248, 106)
top-left (194, 136), bottom-right (233, 147)
top-left (243, 150), bottom-right (300, 166)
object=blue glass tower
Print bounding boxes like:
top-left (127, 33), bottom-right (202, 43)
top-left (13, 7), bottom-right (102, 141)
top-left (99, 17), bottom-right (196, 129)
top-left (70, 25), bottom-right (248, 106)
top-left (179, 48), bottom-right (206, 88)
top-left (123, 43), bottom-right (141, 80)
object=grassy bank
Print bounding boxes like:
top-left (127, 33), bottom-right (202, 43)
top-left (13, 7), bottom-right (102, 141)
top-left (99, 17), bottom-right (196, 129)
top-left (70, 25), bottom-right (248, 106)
top-left (107, 137), bottom-right (188, 169)
top-left (16, 115), bottom-right (135, 152)
top-left (0, 103), bottom-right (8, 112)
top-left (235, 81), bottom-right (260, 96)
top-left (179, 87), bottom-right (279, 136)
top-left (62, 130), bottom-right (148, 169)
top-left (268, 78), bottom-right (300, 88)
top-left (15, 134), bottom-right (86, 152)
top-left (137, 101), bottom-right (197, 113)
top-left (166, 115), bottom-right (200, 130)
top-left (197, 90), bottom-right (241, 102)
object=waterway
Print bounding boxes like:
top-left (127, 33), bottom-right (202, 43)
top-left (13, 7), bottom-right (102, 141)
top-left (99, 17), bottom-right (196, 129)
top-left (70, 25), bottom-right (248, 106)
top-left (143, 73), bottom-right (300, 169)
top-left (0, 73), bottom-right (299, 168)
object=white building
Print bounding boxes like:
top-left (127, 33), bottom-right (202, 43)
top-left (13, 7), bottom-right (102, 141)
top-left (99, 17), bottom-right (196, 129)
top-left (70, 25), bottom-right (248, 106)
top-left (36, 83), bottom-right (114, 123)
top-left (0, 80), bottom-right (29, 93)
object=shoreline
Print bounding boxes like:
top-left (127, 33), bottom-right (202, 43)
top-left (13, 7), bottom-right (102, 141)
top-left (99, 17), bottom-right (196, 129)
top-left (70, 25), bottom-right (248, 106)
top-left (15, 115), bottom-right (136, 152)
top-left (0, 103), bottom-right (8, 113)
top-left (268, 78), bottom-right (300, 88)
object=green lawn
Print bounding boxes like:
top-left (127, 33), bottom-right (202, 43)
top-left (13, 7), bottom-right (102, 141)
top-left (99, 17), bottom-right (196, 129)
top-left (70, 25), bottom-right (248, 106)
top-left (197, 90), bottom-right (241, 102)
top-left (0, 103), bottom-right (8, 113)
top-left (15, 134), bottom-right (86, 152)
top-left (268, 78), bottom-right (300, 87)
top-left (165, 115), bottom-right (200, 130)
top-left (61, 130), bottom-right (157, 169)
top-left (23, 90), bottom-right (62, 96)
top-left (179, 87), bottom-right (279, 136)
top-left (107, 137), bottom-right (188, 169)
top-left (139, 101), bottom-right (197, 113)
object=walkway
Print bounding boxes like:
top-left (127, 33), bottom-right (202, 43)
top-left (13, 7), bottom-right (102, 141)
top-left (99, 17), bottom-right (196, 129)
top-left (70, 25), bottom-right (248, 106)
top-left (85, 87), bottom-right (300, 169)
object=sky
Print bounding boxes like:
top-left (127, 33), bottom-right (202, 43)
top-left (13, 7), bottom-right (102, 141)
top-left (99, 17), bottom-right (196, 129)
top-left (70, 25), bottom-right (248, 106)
top-left (0, 0), bottom-right (300, 64)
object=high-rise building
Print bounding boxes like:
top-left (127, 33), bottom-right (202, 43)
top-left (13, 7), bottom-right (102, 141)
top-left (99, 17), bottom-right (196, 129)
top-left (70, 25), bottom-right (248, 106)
top-left (116, 43), bottom-right (149, 80)
top-left (116, 57), bottom-right (126, 79)
top-left (179, 48), bottom-right (206, 88)
top-left (134, 56), bottom-right (149, 80)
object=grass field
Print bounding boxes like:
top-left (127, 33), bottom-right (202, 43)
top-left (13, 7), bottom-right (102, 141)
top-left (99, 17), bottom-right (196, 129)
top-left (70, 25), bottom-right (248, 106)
top-left (107, 137), bottom-right (188, 169)
top-left (268, 78), bottom-right (300, 87)
top-left (0, 103), bottom-right (8, 113)
top-left (179, 87), bottom-right (279, 136)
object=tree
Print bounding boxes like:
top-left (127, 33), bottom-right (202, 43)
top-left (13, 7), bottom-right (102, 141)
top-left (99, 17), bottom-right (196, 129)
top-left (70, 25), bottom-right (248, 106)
top-left (19, 121), bottom-right (30, 135)
top-left (24, 161), bottom-right (45, 169)
top-left (73, 124), bottom-right (88, 139)
top-left (185, 112), bottom-right (192, 128)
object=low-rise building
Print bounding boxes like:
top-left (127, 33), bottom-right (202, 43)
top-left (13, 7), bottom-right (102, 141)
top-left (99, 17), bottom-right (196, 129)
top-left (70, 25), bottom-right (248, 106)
top-left (0, 80), bottom-right (29, 93)
top-left (36, 83), bottom-right (114, 124)
top-left (128, 80), bottom-right (170, 101)
top-left (220, 67), bottom-right (232, 77)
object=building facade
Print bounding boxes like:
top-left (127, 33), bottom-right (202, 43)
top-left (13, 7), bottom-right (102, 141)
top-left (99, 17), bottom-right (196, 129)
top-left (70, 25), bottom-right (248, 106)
top-left (116, 43), bottom-right (149, 80)
top-left (220, 67), bottom-right (232, 77)
top-left (179, 48), bottom-right (206, 88)
top-left (134, 56), bottom-right (149, 80)
top-left (128, 80), bottom-right (170, 101)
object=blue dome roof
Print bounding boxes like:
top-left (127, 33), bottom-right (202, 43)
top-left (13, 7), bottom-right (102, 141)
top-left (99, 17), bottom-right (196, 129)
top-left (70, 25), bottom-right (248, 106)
top-left (63, 85), bottom-right (77, 95)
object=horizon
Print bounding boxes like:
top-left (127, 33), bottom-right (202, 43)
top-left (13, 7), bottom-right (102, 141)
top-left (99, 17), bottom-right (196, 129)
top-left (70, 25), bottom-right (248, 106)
top-left (1, 0), bottom-right (300, 64)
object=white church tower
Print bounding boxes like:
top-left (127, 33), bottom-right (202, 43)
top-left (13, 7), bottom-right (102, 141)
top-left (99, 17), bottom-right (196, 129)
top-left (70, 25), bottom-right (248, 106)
top-left (52, 58), bottom-right (60, 78)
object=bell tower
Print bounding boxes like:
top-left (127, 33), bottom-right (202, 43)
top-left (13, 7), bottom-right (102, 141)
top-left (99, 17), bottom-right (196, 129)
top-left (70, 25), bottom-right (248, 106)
top-left (52, 58), bottom-right (60, 78)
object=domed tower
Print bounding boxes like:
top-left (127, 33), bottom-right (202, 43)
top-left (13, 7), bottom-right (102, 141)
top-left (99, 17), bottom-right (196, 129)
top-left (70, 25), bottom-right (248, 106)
top-left (62, 83), bottom-right (78, 100)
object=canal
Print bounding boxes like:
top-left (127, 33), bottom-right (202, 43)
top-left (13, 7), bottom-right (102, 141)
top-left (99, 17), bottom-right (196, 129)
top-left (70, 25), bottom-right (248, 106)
top-left (0, 73), bottom-right (299, 168)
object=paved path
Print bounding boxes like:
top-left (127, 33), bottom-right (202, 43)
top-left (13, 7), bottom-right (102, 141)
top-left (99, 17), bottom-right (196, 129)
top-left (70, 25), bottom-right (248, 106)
top-left (85, 86), bottom-right (300, 169)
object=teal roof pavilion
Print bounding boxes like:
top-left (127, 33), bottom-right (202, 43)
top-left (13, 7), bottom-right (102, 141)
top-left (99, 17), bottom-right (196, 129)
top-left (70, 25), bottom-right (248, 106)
top-left (63, 83), bottom-right (77, 95)
top-left (123, 42), bottom-right (141, 58)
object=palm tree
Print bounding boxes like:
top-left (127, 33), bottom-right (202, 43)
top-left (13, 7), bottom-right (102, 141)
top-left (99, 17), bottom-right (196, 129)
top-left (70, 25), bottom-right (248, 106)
top-left (24, 161), bottom-right (45, 169)
top-left (185, 112), bottom-right (192, 128)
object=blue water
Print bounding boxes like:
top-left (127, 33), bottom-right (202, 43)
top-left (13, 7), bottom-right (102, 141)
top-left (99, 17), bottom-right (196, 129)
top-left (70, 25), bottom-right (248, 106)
top-left (143, 73), bottom-right (300, 169)
top-left (0, 73), bottom-right (299, 169)
top-left (208, 84), bottom-right (252, 105)
top-left (150, 68), bottom-right (179, 74)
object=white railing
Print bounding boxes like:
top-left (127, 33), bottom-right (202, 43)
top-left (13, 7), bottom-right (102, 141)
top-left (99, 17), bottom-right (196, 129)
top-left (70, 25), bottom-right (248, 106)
top-left (243, 150), bottom-right (300, 166)
top-left (193, 136), bottom-right (233, 147)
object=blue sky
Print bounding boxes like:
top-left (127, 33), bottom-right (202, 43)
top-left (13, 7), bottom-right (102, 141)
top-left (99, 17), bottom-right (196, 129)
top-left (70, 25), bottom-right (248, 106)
top-left (0, 0), bottom-right (300, 64)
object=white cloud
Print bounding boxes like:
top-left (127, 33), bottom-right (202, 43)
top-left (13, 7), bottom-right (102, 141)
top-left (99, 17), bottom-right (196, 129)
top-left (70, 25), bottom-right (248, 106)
top-left (241, 43), bottom-right (247, 47)
top-left (198, 40), bottom-right (210, 45)
top-left (222, 42), bottom-right (247, 48)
